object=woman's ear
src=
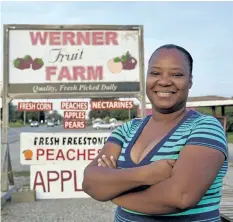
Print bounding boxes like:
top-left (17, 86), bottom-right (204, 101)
top-left (189, 75), bottom-right (193, 89)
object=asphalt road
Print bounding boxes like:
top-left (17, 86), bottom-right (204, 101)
top-left (228, 144), bottom-right (233, 162)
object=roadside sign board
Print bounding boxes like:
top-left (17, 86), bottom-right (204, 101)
top-left (30, 163), bottom-right (89, 199)
top-left (20, 132), bottom-right (109, 165)
top-left (23, 132), bottom-right (110, 199)
top-left (5, 25), bottom-right (144, 99)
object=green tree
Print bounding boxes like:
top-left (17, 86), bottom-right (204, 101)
top-left (9, 102), bottom-right (21, 121)
top-left (226, 110), bottom-right (233, 132)
top-left (47, 110), bottom-right (63, 121)
top-left (26, 111), bottom-right (40, 121)
top-left (89, 109), bottom-right (110, 119)
top-left (197, 106), bottom-right (233, 132)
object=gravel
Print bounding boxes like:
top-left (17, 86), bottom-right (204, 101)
top-left (2, 198), bottom-right (116, 222)
top-left (2, 176), bottom-right (116, 222)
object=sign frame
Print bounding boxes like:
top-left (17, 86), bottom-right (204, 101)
top-left (1, 24), bottom-right (146, 192)
top-left (4, 24), bottom-right (146, 101)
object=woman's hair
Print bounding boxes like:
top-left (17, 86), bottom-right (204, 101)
top-left (149, 44), bottom-right (193, 76)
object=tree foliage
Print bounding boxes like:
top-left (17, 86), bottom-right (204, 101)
top-left (196, 106), bottom-right (233, 132)
top-left (9, 102), bottom-right (21, 121)
top-left (47, 110), bottom-right (62, 121)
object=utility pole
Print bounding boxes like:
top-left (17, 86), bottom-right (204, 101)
top-left (24, 111), bottom-right (26, 125)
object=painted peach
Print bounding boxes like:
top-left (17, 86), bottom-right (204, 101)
top-left (107, 59), bottom-right (123, 74)
top-left (23, 149), bottom-right (33, 160)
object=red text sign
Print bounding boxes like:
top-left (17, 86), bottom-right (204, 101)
top-left (18, 102), bottom-right (53, 111)
top-left (91, 100), bottom-right (134, 110)
top-left (64, 111), bottom-right (86, 119)
top-left (61, 102), bottom-right (88, 110)
top-left (64, 120), bottom-right (86, 129)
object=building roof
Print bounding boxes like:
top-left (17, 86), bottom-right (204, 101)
top-left (187, 96), bottom-right (232, 102)
top-left (145, 95), bottom-right (233, 108)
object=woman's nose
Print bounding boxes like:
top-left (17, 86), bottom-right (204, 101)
top-left (157, 73), bottom-right (172, 86)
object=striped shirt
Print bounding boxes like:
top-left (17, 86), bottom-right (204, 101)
top-left (107, 110), bottom-right (228, 222)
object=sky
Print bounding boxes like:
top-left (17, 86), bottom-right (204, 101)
top-left (1, 1), bottom-right (233, 111)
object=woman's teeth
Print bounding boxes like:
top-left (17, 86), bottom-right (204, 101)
top-left (155, 92), bottom-right (173, 97)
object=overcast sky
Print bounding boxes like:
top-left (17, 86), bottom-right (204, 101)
top-left (1, 1), bottom-right (233, 110)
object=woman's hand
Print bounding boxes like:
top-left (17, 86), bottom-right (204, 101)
top-left (97, 155), bottom-right (175, 185)
top-left (142, 159), bottom-right (176, 185)
top-left (97, 155), bottom-right (117, 168)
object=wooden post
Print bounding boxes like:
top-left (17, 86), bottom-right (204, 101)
top-left (221, 106), bottom-right (225, 116)
top-left (211, 106), bottom-right (216, 116)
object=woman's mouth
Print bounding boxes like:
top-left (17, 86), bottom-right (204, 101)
top-left (154, 91), bottom-right (175, 98)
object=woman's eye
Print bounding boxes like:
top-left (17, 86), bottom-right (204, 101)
top-left (172, 73), bottom-right (184, 77)
top-left (150, 72), bottom-right (160, 76)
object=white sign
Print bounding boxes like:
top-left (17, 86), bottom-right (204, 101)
top-left (30, 164), bottom-right (89, 199)
top-left (20, 133), bottom-right (110, 165)
top-left (7, 26), bottom-right (142, 95)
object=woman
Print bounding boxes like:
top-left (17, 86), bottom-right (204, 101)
top-left (82, 44), bottom-right (228, 222)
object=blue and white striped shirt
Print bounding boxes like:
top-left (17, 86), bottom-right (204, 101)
top-left (107, 110), bottom-right (228, 222)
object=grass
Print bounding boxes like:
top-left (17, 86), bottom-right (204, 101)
top-left (13, 171), bottom-right (30, 177)
top-left (9, 122), bottom-right (27, 128)
top-left (227, 132), bottom-right (233, 143)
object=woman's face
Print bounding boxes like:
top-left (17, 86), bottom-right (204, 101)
top-left (146, 48), bottom-right (192, 113)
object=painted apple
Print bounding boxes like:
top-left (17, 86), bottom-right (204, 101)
top-left (107, 58), bottom-right (123, 74)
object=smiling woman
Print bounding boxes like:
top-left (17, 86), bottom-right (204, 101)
top-left (82, 44), bottom-right (228, 222)
top-left (146, 44), bottom-right (193, 114)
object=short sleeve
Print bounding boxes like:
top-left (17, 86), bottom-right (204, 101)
top-left (186, 115), bottom-right (228, 160)
top-left (106, 120), bottom-right (133, 147)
